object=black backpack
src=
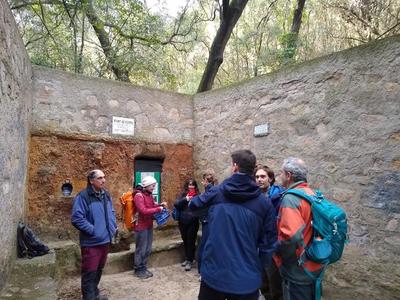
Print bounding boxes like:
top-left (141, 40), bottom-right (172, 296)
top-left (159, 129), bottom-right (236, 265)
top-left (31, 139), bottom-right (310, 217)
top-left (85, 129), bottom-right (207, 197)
top-left (17, 222), bottom-right (50, 258)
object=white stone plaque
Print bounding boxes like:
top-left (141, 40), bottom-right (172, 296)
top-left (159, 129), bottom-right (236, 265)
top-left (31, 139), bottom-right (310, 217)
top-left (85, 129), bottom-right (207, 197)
top-left (112, 116), bottom-right (135, 135)
top-left (254, 123), bottom-right (269, 137)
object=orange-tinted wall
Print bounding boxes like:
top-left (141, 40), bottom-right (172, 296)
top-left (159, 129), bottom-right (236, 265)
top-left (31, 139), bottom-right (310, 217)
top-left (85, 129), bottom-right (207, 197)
top-left (27, 134), bottom-right (193, 240)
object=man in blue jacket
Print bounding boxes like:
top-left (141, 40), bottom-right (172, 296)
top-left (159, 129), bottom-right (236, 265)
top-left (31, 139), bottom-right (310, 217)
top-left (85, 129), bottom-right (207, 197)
top-left (71, 169), bottom-right (117, 300)
top-left (189, 150), bottom-right (277, 300)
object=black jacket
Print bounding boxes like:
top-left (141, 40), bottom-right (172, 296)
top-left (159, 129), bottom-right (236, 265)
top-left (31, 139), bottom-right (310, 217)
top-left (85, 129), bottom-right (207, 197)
top-left (174, 194), bottom-right (199, 224)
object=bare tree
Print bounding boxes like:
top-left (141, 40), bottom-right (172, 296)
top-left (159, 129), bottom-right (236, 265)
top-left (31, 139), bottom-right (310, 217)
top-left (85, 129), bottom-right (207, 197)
top-left (327, 0), bottom-right (400, 43)
top-left (197, 0), bottom-right (249, 93)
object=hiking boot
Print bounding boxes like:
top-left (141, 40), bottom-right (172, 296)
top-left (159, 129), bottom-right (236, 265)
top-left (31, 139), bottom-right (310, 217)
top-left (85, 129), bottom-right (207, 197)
top-left (185, 261), bottom-right (192, 271)
top-left (181, 260), bottom-right (189, 267)
top-left (134, 270), bottom-right (150, 279)
top-left (144, 269), bottom-right (153, 277)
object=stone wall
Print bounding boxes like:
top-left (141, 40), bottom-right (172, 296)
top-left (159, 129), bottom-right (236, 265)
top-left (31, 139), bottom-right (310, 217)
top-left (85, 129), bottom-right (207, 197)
top-left (0, 1), bottom-right (32, 291)
top-left (2, 0), bottom-right (400, 294)
top-left (193, 35), bottom-right (400, 297)
top-left (28, 66), bottom-right (195, 239)
top-left (32, 66), bottom-right (193, 143)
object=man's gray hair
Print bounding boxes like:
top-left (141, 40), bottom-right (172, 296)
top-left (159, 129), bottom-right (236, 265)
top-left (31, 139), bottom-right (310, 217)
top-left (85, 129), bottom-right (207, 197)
top-left (282, 157), bottom-right (308, 182)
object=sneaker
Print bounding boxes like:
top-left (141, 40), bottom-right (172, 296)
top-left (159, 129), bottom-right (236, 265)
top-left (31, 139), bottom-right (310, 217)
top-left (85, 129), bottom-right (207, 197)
top-left (134, 270), bottom-right (150, 279)
top-left (144, 269), bottom-right (153, 277)
top-left (185, 262), bottom-right (192, 271)
top-left (181, 260), bottom-right (189, 267)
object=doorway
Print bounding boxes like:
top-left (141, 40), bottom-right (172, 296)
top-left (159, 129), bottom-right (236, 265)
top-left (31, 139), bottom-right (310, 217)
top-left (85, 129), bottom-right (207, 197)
top-left (134, 158), bottom-right (163, 203)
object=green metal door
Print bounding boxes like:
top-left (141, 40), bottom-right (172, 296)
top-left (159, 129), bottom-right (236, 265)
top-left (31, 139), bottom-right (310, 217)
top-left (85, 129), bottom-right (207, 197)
top-left (134, 159), bottom-right (163, 203)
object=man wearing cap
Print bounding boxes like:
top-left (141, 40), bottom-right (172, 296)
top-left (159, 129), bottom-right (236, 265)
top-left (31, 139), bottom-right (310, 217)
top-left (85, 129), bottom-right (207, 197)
top-left (133, 175), bottom-right (167, 279)
top-left (71, 169), bottom-right (117, 300)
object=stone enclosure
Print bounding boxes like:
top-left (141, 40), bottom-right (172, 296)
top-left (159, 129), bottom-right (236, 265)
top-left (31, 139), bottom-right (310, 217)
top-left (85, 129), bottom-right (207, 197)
top-left (28, 66), bottom-right (194, 239)
top-left (1, 0), bottom-right (400, 297)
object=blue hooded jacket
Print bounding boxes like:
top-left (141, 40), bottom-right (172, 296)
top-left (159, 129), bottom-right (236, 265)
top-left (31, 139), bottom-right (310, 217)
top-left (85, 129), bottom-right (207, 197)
top-left (71, 186), bottom-right (117, 247)
top-left (189, 173), bottom-right (277, 294)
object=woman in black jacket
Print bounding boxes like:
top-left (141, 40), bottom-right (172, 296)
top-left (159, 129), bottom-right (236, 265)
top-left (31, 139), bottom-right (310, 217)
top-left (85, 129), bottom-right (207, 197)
top-left (174, 179), bottom-right (200, 271)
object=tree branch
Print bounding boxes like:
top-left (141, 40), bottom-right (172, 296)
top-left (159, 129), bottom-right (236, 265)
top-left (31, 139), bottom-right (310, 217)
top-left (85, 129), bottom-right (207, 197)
top-left (197, 0), bottom-right (249, 93)
top-left (83, 0), bottom-right (130, 82)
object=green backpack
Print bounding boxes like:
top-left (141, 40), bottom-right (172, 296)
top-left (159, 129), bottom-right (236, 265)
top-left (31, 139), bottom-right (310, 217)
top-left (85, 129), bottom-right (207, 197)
top-left (285, 189), bottom-right (348, 299)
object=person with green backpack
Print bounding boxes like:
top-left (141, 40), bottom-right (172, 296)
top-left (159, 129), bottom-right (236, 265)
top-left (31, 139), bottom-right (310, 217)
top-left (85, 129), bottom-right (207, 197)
top-left (274, 157), bottom-right (348, 300)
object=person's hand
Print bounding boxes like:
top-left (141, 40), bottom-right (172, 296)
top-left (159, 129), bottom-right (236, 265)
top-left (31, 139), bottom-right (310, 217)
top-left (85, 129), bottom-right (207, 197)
top-left (160, 201), bottom-right (167, 208)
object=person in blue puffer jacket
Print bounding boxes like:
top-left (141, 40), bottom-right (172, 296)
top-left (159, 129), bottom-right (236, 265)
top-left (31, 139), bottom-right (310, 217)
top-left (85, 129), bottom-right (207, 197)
top-left (189, 150), bottom-right (277, 299)
top-left (196, 170), bottom-right (218, 278)
top-left (71, 169), bottom-right (117, 300)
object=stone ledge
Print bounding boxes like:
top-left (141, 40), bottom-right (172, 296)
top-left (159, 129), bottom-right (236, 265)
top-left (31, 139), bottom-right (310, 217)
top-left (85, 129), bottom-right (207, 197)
top-left (0, 275), bottom-right (57, 300)
top-left (11, 251), bottom-right (57, 279)
top-left (0, 253), bottom-right (57, 300)
top-left (104, 236), bottom-right (184, 275)
top-left (0, 231), bottom-right (188, 298)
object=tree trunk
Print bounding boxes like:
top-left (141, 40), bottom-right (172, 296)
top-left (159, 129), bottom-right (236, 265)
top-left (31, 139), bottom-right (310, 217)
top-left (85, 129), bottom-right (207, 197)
top-left (84, 0), bottom-right (130, 82)
top-left (282, 0), bottom-right (306, 62)
top-left (197, 0), bottom-right (249, 93)
top-left (291, 0), bottom-right (306, 34)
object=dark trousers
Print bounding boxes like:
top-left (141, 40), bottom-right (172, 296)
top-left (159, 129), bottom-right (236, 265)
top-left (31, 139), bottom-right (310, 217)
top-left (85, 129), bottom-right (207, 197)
top-left (81, 244), bottom-right (109, 300)
top-left (134, 228), bottom-right (153, 272)
top-left (260, 261), bottom-right (283, 300)
top-left (282, 279), bottom-right (315, 300)
top-left (198, 281), bottom-right (259, 300)
top-left (179, 221), bottom-right (199, 262)
top-left (197, 222), bottom-right (209, 271)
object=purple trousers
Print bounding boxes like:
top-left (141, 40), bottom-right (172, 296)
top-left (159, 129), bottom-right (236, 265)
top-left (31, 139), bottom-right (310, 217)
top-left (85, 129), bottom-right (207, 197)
top-left (81, 244), bottom-right (109, 300)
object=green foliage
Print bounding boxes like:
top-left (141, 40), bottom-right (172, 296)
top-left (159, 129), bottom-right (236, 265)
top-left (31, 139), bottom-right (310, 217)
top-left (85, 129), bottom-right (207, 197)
top-left (278, 32), bottom-right (298, 64)
top-left (9, 0), bottom-right (400, 94)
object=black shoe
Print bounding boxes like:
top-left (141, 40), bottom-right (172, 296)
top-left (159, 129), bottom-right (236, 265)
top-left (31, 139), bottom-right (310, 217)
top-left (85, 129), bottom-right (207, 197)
top-left (144, 269), bottom-right (153, 277)
top-left (134, 270), bottom-right (150, 279)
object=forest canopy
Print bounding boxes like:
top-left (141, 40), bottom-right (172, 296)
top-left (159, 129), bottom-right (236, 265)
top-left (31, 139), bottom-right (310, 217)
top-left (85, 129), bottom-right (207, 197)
top-left (9, 0), bottom-right (400, 94)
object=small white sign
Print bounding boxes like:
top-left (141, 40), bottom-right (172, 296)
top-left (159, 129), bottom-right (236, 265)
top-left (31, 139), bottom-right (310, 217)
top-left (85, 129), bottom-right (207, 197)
top-left (112, 116), bottom-right (135, 135)
top-left (254, 123), bottom-right (269, 137)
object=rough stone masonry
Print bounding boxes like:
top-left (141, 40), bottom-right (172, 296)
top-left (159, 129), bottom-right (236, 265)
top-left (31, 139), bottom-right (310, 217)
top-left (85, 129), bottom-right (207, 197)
top-left (1, 0), bottom-right (400, 297)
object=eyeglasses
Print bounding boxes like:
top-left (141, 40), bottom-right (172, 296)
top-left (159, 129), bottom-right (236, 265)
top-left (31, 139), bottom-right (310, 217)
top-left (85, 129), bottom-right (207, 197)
top-left (255, 175), bottom-right (267, 179)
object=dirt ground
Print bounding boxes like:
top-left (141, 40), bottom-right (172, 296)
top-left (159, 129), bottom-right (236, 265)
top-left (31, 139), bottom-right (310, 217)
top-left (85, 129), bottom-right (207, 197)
top-left (56, 262), bottom-right (367, 300)
top-left (57, 263), bottom-right (200, 300)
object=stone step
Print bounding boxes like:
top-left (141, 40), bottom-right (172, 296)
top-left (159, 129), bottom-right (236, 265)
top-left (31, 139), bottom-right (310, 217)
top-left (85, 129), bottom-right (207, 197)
top-left (104, 236), bottom-right (184, 274)
top-left (0, 275), bottom-right (58, 300)
top-left (0, 227), bottom-right (186, 299)
top-left (48, 227), bottom-right (186, 275)
top-left (47, 240), bottom-right (81, 277)
top-left (0, 252), bottom-right (58, 300)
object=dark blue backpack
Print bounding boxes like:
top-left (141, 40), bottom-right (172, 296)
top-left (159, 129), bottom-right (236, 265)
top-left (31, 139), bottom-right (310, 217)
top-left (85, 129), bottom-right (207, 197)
top-left (17, 222), bottom-right (50, 259)
top-left (285, 189), bottom-right (348, 300)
